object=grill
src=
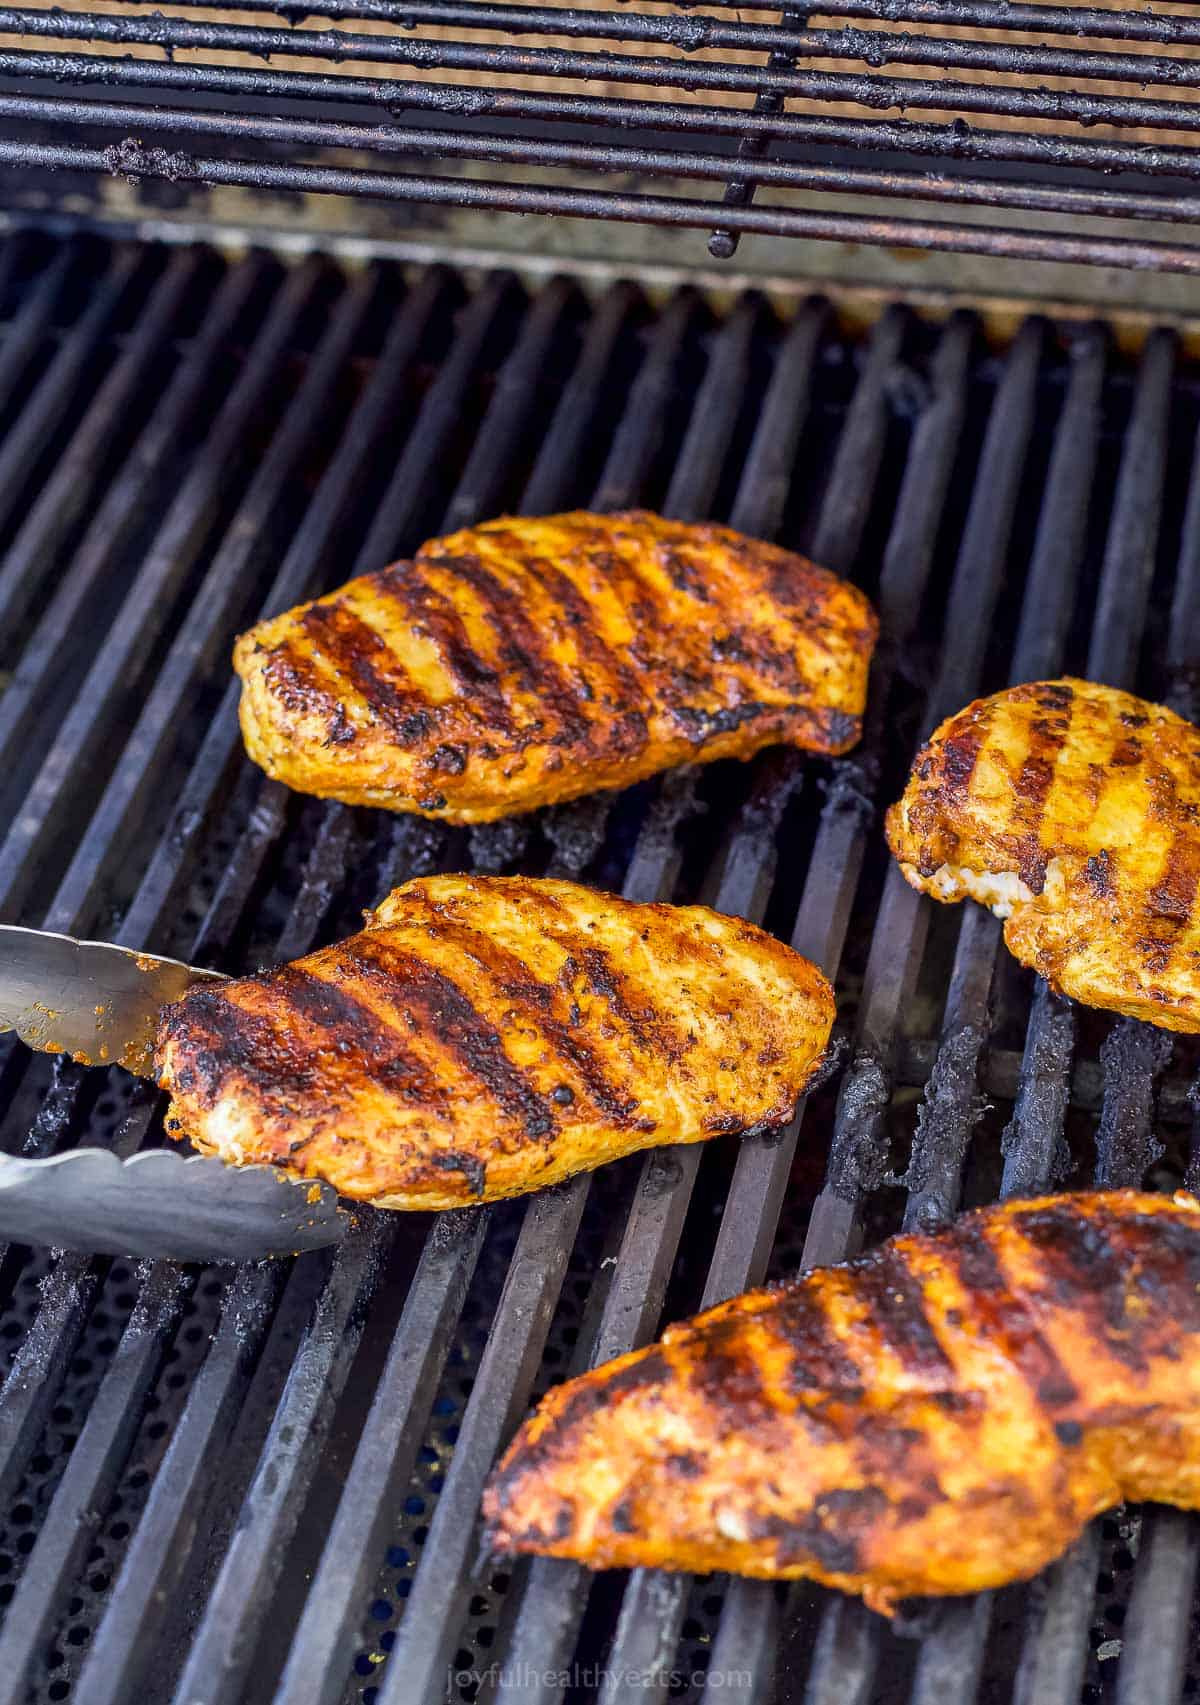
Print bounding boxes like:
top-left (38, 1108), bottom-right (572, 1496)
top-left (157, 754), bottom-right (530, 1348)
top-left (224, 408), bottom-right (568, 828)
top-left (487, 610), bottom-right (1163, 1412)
top-left (3, 0), bottom-right (1200, 276)
top-left (0, 222), bottom-right (1198, 1705)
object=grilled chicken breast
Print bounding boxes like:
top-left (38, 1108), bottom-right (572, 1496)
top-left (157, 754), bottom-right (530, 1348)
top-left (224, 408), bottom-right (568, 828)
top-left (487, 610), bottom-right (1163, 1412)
top-left (885, 678), bottom-right (1200, 1032)
top-left (233, 511), bottom-right (877, 823)
top-left (155, 874), bottom-right (834, 1209)
top-left (485, 1190), bottom-right (1200, 1610)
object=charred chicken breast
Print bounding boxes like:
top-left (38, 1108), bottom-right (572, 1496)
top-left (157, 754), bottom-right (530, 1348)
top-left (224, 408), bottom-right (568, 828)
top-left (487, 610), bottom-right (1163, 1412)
top-left (155, 874), bottom-right (834, 1209)
top-left (234, 510), bottom-right (877, 823)
top-left (886, 678), bottom-right (1200, 1032)
top-left (485, 1190), bottom-right (1200, 1611)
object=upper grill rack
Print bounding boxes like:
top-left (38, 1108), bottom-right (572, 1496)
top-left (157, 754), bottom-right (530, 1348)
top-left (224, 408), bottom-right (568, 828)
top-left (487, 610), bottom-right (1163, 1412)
top-left (0, 230), bottom-right (1198, 1705)
top-left (5, 0), bottom-right (1200, 271)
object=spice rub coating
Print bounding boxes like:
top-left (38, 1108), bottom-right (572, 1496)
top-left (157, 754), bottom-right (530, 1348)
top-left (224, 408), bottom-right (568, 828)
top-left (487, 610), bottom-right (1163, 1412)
top-left (155, 874), bottom-right (835, 1208)
top-left (485, 1191), bottom-right (1200, 1611)
top-left (886, 678), bottom-right (1200, 1032)
top-left (234, 510), bottom-right (878, 822)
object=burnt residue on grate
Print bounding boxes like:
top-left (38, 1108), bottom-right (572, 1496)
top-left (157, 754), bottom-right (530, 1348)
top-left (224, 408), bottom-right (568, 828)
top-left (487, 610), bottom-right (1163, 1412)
top-left (0, 234), bottom-right (1198, 1705)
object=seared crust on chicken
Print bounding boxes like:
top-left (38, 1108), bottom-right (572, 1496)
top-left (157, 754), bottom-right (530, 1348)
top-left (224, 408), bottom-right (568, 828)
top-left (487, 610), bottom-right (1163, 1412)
top-left (154, 875), bottom-right (834, 1209)
top-left (885, 678), bottom-right (1200, 1032)
top-left (233, 511), bottom-right (877, 823)
top-left (485, 1190), bottom-right (1200, 1610)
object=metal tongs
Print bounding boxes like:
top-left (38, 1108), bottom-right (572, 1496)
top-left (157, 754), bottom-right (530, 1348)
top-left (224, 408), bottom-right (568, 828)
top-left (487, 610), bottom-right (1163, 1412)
top-left (0, 926), bottom-right (348, 1262)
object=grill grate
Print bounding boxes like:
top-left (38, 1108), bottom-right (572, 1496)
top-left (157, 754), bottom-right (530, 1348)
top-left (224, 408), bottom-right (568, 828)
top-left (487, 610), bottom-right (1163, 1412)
top-left (3, 2), bottom-right (1200, 272)
top-left (0, 231), bottom-right (1198, 1705)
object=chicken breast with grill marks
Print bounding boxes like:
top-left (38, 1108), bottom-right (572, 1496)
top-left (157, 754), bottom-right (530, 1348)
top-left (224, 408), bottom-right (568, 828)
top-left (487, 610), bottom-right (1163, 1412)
top-left (485, 1190), bottom-right (1200, 1611)
top-left (885, 678), bottom-right (1200, 1032)
top-left (233, 510), bottom-right (877, 823)
top-left (154, 875), bottom-right (835, 1209)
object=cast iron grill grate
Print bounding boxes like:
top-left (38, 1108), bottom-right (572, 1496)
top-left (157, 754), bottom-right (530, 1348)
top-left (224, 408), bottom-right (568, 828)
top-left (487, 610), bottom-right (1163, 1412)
top-left (0, 229), bottom-right (1198, 1704)
top-left (2, 2), bottom-right (1200, 271)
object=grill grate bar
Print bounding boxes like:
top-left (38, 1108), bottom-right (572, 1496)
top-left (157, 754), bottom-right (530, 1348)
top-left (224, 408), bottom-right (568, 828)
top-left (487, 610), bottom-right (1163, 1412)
top-left (1116, 1510), bottom-right (1200, 1704)
top-left (0, 1262), bottom-right (195, 1705)
top-left (805, 318), bottom-right (1046, 1274)
top-left (0, 245), bottom-right (138, 587)
top-left (71, 1259), bottom-right (290, 1705)
top-left (0, 245), bottom-right (202, 660)
top-left (11, 135), bottom-right (1200, 278)
top-left (900, 326), bottom-right (1108, 1235)
top-left (703, 307), bottom-right (976, 1701)
top-left (891, 327), bottom-right (1113, 1697)
top-left (999, 326), bottom-right (1180, 1705)
top-left (0, 255), bottom-right (324, 925)
top-left (994, 333), bottom-right (1110, 1207)
top-left (42, 263), bottom-right (381, 939)
top-left (1112, 401), bottom-right (1200, 1705)
top-left (146, 273), bottom-right (524, 1705)
top-left (375, 292), bottom-right (709, 1705)
top-left (0, 239), bottom-right (74, 451)
top-left (494, 298), bottom-right (831, 1703)
top-left (0, 251), bottom-right (267, 831)
top-left (593, 306), bottom-right (923, 1705)
top-left (797, 318), bottom-right (1046, 1705)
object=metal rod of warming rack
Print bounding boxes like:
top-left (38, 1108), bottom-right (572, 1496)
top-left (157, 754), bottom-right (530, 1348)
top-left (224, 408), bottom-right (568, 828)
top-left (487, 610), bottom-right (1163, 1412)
top-left (10, 138), bottom-right (1200, 277)
top-left (10, 5), bottom-right (1200, 96)
top-left (11, 46), bottom-right (1200, 186)
top-left (112, 0), bottom-right (1200, 52)
top-left (24, 92), bottom-right (1200, 232)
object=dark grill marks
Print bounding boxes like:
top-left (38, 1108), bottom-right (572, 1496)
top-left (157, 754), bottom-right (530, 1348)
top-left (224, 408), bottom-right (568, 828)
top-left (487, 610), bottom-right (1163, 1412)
top-left (775, 1285), bottom-right (866, 1398)
top-left (771, 1486), bottom-right (890, 1577)
top-left (427, 551), bottom-right (593, 748)
top-left (518, 553), bottom-right (645, 727)
top-left (1085, 848), bottom-right (1115, 899)
top-left (1012, 699), bottom-right (1070, 886)
top-left (850, 1250), bottom-right (955, 1381)
top-left (941, 712), bottom-right (988, 807)
top-left (300, 603), bottom-right (432, 745)
top-left (354, 936), bottom-right (558, 1142)
top-left (429, 1149), bottom-right (488, 1197)
top-left (399, 914), bottom-right (638, 1125)
top-left (161, 986), bottom-right (315, 1110)
top-left (1108, 1213), bottom-right (1200, 1335)
top-left (1008, 1202), bottom-right (1151, 1371)
top-left (943, 1219), bottom-right (1079, 1409)
top-left (269, 964), bottom-right (431, 1095)
top-left (1144, 767), bottom-right (1200, 973)
top-left (579, 945), bottom-right (679, 1057)
top-left (375, 561), bottom-right (517, 738)
top-left (687, 1337), bottom-right (774, 1423)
